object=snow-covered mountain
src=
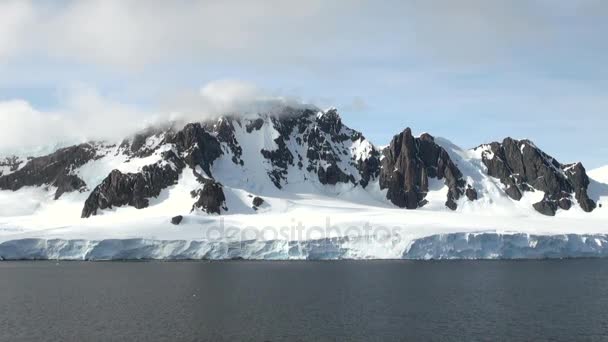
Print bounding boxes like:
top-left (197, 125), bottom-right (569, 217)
top-left (0, 106), bottom-right (607, 260)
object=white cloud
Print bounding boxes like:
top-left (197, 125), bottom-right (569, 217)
top-left (199, 80), bottom-right (265, 113)
top-left (0, 100), bottom-right (70, 152)
top-left (0, 80), bottom-right (309, 156)
top-left (0, 87), bottom-right (154, 155)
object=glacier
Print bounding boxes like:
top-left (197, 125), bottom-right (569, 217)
top-left (2, 233), bottom-right (608, 260)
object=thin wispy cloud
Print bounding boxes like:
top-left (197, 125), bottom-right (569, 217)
top-left (0, 80), bottom-right (311, 154)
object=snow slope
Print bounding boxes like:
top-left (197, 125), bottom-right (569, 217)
top-left (0, 110), bottom-right (607, 260)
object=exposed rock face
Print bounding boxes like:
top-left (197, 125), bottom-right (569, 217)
top-left (564, 162), bottom-right (596, 213)
top-left (204, 118), bottom-right (243, 165)
top-left (380, 129), bottom-right (469, 210)
top-left (0, 144), bottom-right (96, 199)
top-left (81, 122), bottom-right (226, 218)
top-left (533, 200), bottom-right (558, 216)
top-left (261, 137), bottom-right (294, 188)
top-left (479, 138), bottom-right (596, 215)
top-left (356, 149), bottom-right (381, 188)
top-left (261, 107), bottom-right (380, 188)
top-left (164, 123), bottom-right (222, 177)
top-left (318, 164), bottom-right (355, 185)
top-left (245, 118), bottom-right (265, 133)
top-left (119, 126), bottom-right (169, 158)
top-left (81, 151), bottom-right (185, 218)
top-left (316, 108), bottom-right (343, 136)
top-left (191, 178), bottom-right (227, 214)
top-left (54, 175), bottom-right (87, 200)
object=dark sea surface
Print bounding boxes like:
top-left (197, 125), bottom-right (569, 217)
top-left (1, 260), bottom-right (607, 342)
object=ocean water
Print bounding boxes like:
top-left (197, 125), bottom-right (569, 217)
top-left (1, 260), bottom-right (607, 341)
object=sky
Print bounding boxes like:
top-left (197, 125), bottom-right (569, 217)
top-left (0, 0), bottom-right (606, 168)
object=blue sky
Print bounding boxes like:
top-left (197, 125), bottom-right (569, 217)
top-left (0, 0), bottom-right (607, 167)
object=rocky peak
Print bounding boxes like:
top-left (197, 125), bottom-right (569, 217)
top-left (479, 137), bottom-right (596, 215)
top-left (316, 108), bottom-right (343, 135)
top-left (380, 128), bottom-right (470, 210)
top-left (260, 107), bottom-right (380, 188)
top-left (0, 144), bottom-right (98, 199)
top-left (203, 117), bottom-right (243, 165)
top-left (119, 126), bottom-right (170, 158)
top-left (1, 104), bottom-right (600, 220)
top-left (81, 150), bottom-right (186, 218)
top-left (191, 177), bottom-right (227, 215)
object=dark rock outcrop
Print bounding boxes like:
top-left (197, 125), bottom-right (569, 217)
top-left (81, 151), bottom-right (185, 218)
top-left (558, 197), bottom-right (572, 210)
top-left (260, 107), bottom-right (380, 188)
top-left (252, 196), bottom-right (264, 210)
top-left (0, 144), bottom-right (96, 199)
top-left (479, 138), bottom-right (596, 215)
top-left (164, 123), bottom-right (222, 177)
top-left (465, 186), bottom-right (478, 201)
top-left (54, 174), bottom-right (87, 200)
top-left (252, 196), bottom-right (264, 207)
top-left (318, 164), bottom-right (355, 186)
top-left (120, 126), bottom-right (169, 158)
top-left (380, 129), bottom-right (469, 210)
top-left (204, 118), bottom-right (243, 165)
top-left (533, 199), bottom-right (558, 216)
top-left (245, 118), bottom-right (265, 133)
top-left (564, 162), bottom-right (596, 212)
top-left (171, 215), bottom-right (183, 225)
top-left (192, 178), bottom-right (227, 214)
top-left (316, 108), bottom-right (343, 136)
top-left (261, 137), bottom-right (294, 188)
top-left (356, 149), bottom-right (381, 188)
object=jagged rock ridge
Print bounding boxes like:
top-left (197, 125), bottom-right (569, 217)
top-left (0, 106), bottom-right (599, 217)
top-left (478, 138), bottom-right (596, 216)
top-left (0, 144), bottom-right (98, 200)
top-left (83, 122), bottom-right (228, 217)
top-left (260, 107), bottom-right (380, 188)
top-left (380, 129), bottom-right (472, 210)
top-left (81, 151), bottom-right (186, 218)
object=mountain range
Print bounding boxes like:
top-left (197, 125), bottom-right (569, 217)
top-left (0, 106), bottom-right (607, 260)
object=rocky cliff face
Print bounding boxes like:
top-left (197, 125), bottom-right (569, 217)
top-left (0, 144), bottom-right (98, 199)
top-left (191, 178), bottom-right (227, 215)
top-left (479, 138), bottom-right (596, 215)
top-left (259, 107), bottom-right (380, 188)
top-left (164, 123), bottom-right (223, 177)
top-left (82, 121), bottom-right (227, 217)
top-left (379, 129), bottom-right (472, 210)
top-left (82, 151), bottom-right (186, 218)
